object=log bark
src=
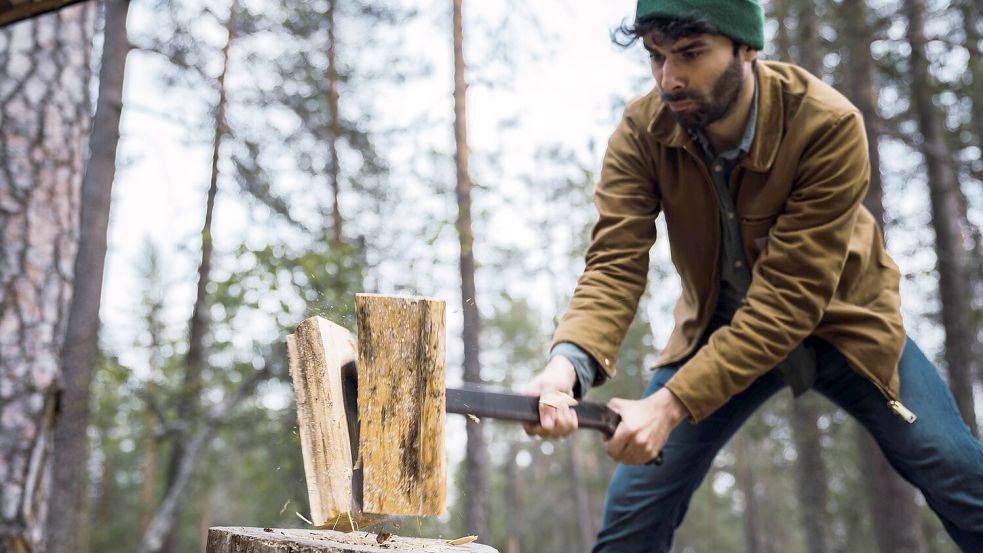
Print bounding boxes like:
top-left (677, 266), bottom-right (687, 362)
top-left (47, 1), bottom-right (129, 550)
top-left (354, 294), bottom-right (446, 517)
top-left (0, 5), bottom-right (94, 551)
top-left (287, 318), bottom-right (357, 526)
top-left (206, 527), bottom-right (498, 553)
top-left (451, 0), bottom-right (489, 538)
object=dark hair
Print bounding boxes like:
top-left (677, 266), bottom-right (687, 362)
top-left (612, 15), bottom-right (743, 57)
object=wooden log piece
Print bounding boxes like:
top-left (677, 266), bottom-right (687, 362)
top-left (354, 294), bottom-right (446, 516)
top-left (206, 527), bottom-right (498, 553)
top-left (287, 317), bottom-right (358, 526)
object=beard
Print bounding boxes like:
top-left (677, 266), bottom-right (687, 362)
top-left (662, 55), bottom-right (745, 131)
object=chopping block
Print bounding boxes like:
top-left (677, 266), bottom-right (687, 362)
top-left (286, 293), bottom-right (640, 529)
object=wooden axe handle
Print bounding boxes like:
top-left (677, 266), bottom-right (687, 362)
top-left (446, 386), bottom-right (664, 465)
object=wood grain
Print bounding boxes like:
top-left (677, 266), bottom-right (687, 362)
top-left (355, 294), bottom-right (446, 516)
top-left (288, 317), bottom-right (357, 526)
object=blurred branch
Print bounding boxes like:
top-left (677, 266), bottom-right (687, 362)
top-left (129, 42), bottom-right (215, 84)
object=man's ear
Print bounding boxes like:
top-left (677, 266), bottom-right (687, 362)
top-left (742, 46), bottom-right (759, 63)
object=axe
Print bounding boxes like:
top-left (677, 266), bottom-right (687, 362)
top-left (286, 294), bottom-right (661, 530)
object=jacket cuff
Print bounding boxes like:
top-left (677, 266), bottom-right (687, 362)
top-left (549, 342), bottom-right (600, 399)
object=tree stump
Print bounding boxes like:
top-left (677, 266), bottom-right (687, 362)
top-left (206, 527), bottom-right (498, 553)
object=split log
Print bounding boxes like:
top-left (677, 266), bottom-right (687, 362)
top-left (354, 293), bottom-right (446, 516)
top-left (205, 527), bottom-right (498, 553)
top-left (287, 318), bottom-right (358, 526)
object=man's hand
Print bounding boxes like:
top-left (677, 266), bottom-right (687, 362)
top-left (605, 388), bottom-right (688, 464)
top-left (522, 355), bottom-right (579, 438)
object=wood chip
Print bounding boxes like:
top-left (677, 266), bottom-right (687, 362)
top-left (539, 391), bottom-right (578, 408)
top-left (376, 532), bottom-right (392, 544)
top-left (295, 512), bottom-right (314, 525)
top-left (447, 535), bottom-right (478, 545)
top-left (279, 500), bottom-right (290, 516)
top-left (466, 414), bottom-right (480, 424)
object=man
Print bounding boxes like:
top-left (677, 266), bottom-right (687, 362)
top-left (523, 0), bottom-right (983, 551)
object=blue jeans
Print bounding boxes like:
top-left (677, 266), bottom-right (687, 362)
top-left (594, 337), bottom-right (983, 552)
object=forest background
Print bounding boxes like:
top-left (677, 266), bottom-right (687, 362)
top-left (0, 0), bottom-right (981, 552)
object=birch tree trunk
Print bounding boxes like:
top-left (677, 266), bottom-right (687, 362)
top-left (158, 6), bottom-right (235, 552)
top-left (839, 1), bottom-right (928, 550)
top-left (0, 5), bottom-right (94, 552)
top-left (904, 0), bottom-right (980, 437)
top-left (452, 0), bottom-right (488, 538)
top-left (46, 1), bottom-right (129, 551)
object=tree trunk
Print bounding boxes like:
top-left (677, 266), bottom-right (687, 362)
top-left (326, 0), bottom-right (343, 246)
top-left (451, 0), bottom-right (488, 538)
top-left (159, 6), bottom-right (235, 552)
top-left (783, 10), bottom-right (833, 552)
top-left (839, 1), bottom-right (929, 551)
top-left (565, 439), bottom-right (593, 553)
top-left (504, 442), bottom-right (522, 553)
top-left (733, 433), bottom-right (766, 553)
top-left (789, 397), bottom-right (831, 553)
top-left (959, 0), bottom-right (983, 154)
top-left (904, 0), bottom-right (979, 437)
top-left (855, 430), bottom-right (926, 552)
top-left (47, 1), bottom-right (129, 551)
top-left (0, 5), bottom-right (95, 552)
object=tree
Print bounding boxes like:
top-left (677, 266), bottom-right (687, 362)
top-left (836, 1), bottom-right (928, 550)
top-left (47, 1), bottom-right (130, 552)
top-left (0, 5), bottom-right (95, 551)
top-left (904, 0), bottom-right (979, 437)
top-left (452, 0), bottom-right (489, 538)
top-left (149, 4), bottom-right (236, 552)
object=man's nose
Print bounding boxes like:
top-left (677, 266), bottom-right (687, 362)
top-left (659, 59), bottom-right (685, 91)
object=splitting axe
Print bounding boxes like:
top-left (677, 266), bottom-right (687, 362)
top-left (286, 294), bottom-right (661, 530)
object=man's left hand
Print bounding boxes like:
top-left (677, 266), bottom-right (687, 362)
top-left (606, 388), bottom-right (689, 464)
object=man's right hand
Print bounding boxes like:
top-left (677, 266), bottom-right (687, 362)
top-left (522, 355), bottom-right (579, 438)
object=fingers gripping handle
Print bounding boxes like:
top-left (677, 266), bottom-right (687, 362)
top-left (445, 387), bottom-right (663, 465)
top-left (574, 402), bottom-right (664, 466)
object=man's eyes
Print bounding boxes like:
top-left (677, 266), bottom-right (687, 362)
top-left (648, 51), bottom-right (701, 63)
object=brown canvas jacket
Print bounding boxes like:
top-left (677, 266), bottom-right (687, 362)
top-left (552, 60), bottom-right (908, 422)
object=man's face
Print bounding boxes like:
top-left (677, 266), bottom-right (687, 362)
top-left (643, 33), bottom-right (749, 130)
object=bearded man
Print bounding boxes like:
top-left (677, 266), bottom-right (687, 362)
top-left (523, 1), bottom-right (983, 551)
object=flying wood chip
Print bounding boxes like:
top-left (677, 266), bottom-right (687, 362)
top-left (539, 391), bottom-right (578, 409)
top-left (446, 535), bottom-right (478, 545)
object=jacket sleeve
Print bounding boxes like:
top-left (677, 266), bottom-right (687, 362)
top-left (666, 111), bottom-right (870, 422)
top-left (551, 109), bottom-right (661, 381)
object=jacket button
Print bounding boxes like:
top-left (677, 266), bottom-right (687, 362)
top-left (734, 260), bottom-right (744, 268)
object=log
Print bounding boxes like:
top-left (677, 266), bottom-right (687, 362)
top-left (287, 318), bottom-right (358, 526)
top-left (354, 294), bottom-right (446, 516)
top-left (205, 527), bottom-right (498, 553)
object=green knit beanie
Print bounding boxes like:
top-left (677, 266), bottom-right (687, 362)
top-left (635, 0), bottom-right (765, 50)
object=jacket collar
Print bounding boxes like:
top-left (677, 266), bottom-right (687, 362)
top-left (646, 60), bottom-right (784, 173)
